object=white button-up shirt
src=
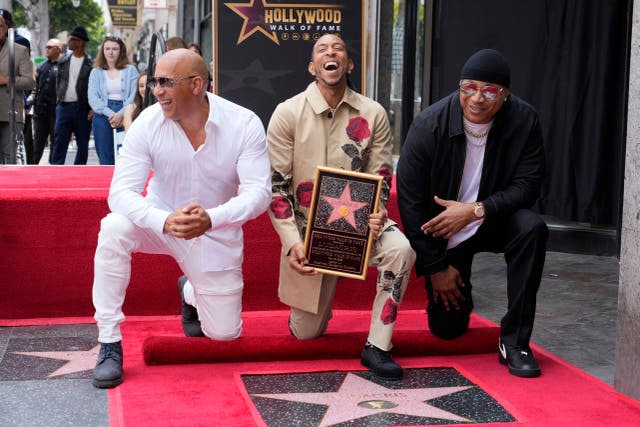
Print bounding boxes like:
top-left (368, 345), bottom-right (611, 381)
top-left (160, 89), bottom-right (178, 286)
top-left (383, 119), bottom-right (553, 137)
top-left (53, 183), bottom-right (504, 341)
top-left (109, 92), bottom-right (271, 271)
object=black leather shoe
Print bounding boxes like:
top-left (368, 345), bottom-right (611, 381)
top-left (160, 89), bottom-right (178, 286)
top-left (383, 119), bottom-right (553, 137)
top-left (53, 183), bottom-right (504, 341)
top-left (178, 275), bottom-right (204, 337)
top-left (498, 338), bottom-right (541, 378)
top-left (92, 341), bottom-right (123, 389)
top-left (360, 343), bottom-right (403, 380)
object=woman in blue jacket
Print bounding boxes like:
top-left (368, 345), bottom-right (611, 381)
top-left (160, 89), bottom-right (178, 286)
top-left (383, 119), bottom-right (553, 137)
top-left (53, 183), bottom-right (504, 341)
top-left (88, 36), bottom-right (137, 165)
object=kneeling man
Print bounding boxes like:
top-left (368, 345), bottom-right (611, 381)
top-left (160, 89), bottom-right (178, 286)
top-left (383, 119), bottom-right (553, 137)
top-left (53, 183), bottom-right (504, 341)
top-left (267, 34), bottom-right (416, 380)
top-left (91, 48), bottom-right (270, 388)
top-left (398, 49), bottom-right (547, 378)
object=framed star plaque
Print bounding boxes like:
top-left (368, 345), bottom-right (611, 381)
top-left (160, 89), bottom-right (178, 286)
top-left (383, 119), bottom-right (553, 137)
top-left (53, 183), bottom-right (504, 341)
top-left (303, 166), bottom-right (382, 280)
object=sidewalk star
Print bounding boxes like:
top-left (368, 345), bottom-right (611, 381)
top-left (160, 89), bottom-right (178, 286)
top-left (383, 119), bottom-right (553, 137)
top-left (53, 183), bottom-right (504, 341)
top-left (13, 344), bottom-right (99, 378)
top-left (252, 372), bottom-right (472, 426)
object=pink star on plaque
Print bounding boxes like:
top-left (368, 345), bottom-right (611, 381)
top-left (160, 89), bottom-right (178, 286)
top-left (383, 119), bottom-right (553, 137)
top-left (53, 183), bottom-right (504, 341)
top-left (322, 183), bottom-right (369, 230)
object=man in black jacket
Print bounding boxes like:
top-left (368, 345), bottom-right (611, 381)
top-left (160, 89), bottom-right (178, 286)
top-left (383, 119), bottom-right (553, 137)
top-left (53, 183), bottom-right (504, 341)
top-left (397, 49), bottom-right (547, 378)
top-left (50, 25), bottom-right (93, 165)
top-left (32, 38), bottom-right (62, 164)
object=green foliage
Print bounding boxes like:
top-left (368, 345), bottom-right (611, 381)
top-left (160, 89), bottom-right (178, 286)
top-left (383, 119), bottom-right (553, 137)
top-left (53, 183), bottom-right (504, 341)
top-left (11, 5), bottom-right (27, 27)
top-left (11, 0), bottom-right (105, 57)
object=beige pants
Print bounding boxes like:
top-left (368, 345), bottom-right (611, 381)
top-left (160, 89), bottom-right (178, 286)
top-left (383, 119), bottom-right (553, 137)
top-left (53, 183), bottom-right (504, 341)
top-left (289, 225), bottom-right (416, 351)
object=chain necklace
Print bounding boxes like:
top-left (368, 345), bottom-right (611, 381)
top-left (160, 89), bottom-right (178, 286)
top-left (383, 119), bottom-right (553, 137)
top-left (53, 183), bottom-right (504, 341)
top-left (463, 122), bottom-right (491, 138)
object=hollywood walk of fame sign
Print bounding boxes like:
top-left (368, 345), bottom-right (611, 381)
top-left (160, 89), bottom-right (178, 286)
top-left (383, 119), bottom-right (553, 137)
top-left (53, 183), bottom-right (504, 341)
top-left (241, 368), bottom-right (516, 426)
top-left (213, 0), bottom-right (367, 126)
top-left (303, 166), bottom-right (381, 280)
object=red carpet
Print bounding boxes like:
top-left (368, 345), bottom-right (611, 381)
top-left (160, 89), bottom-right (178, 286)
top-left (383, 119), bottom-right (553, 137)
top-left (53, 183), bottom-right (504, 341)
top-left (143, 328), bottom-right (500, 365)
top-left (143, 310), bottom-right (499, 365)
top-left (0, 166), bottom-right (426, 322)
top-left (108, 311), bottom-right (640, 427)
top-left (4, 167), bottom-right (640, 425)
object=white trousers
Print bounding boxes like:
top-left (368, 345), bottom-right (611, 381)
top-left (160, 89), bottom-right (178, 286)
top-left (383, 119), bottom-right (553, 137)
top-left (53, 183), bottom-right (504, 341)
top-left (93, 213), bottom-right (243, 343)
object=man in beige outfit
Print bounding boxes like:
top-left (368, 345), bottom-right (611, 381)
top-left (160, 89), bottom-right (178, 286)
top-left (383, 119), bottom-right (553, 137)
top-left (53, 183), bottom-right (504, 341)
top-left (267, 34), bottom-right (416, 380)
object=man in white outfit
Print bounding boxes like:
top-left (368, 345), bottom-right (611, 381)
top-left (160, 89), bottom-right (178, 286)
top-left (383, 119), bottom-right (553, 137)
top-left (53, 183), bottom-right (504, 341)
top-left (91, 48), bottom-right (271, 388)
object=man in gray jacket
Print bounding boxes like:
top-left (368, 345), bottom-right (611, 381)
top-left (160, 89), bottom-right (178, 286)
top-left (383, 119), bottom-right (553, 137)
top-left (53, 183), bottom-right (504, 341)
top-left (0, 9), bottom-right (34, 164)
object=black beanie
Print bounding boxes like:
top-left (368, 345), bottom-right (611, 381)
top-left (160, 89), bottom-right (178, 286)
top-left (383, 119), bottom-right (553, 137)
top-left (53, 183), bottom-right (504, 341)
top-left (460, 49), bottom-right (510, 88)
top-left (69, 25), bottom-right (90, 42)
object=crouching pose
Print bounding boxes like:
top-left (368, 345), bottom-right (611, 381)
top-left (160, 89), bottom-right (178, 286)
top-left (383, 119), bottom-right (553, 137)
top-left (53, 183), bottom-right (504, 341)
top-left (267, 34), bottom-right (416, 380)
top-left (397, 49), bottom-right (547, 378)
top-left (91, 48), bottom-right (270, 388)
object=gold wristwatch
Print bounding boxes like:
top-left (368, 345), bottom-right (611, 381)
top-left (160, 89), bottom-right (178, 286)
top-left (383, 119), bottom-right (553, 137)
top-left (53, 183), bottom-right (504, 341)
top-left (473, 202), bottom-right (485, 219)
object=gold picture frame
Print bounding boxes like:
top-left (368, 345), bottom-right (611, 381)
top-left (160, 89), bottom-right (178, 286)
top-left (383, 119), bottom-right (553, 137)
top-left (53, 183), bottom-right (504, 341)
top-left (303, 166), bottom-right (382, 280)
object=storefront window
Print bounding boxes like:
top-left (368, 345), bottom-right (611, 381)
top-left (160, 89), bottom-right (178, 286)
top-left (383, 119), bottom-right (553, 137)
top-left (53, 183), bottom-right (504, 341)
top-left (382, 0), bottom-right (426, 157)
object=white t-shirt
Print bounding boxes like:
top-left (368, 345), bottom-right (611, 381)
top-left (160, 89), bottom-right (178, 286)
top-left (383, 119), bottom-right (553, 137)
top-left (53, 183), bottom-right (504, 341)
top-left (63, 55), bottom-right (84, 102)
top-left (447, 118), bottom-right (492, 249)
top-left (106, 70), bottom-right (123, 101)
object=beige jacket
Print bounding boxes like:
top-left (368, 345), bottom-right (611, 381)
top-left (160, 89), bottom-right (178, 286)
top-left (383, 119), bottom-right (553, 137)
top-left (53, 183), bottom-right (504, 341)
top-left (0, 41), bottom-right (34, 123)
top-left (267, 82), bottom-right (394, 313)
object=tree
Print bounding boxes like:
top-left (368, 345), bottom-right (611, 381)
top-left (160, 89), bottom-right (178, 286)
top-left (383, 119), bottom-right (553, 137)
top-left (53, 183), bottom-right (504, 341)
top-left (12, 0), bottom-right (105, 57)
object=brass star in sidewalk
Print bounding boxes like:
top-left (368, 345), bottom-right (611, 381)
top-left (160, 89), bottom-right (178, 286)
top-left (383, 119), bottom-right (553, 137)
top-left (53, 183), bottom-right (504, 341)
top-left (13, 344), bottom-right (99, 378)
top-left (252, 372), bottom-right (473, 426)
top-left (226, 0), bottom-right (280, 45)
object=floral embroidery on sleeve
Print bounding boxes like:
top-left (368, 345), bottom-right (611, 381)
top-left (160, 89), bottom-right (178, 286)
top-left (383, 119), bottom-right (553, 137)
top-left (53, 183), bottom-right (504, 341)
top-left (270, 196), bottom-right (293, 219)
top-left (270, 171), bottom-right (294, 219)
top-left (296, 181), bottom-right (314, 208)
top-left (378, 167), bottom-right (392, 202)
top-left (378, 167), bottom-right (392, 188)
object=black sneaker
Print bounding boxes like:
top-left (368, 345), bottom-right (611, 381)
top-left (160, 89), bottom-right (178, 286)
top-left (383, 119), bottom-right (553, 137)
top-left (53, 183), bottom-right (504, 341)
top-left (92, 341), bottom-right (123, 389)
top-left (360, 343), bottom-right (403, 380)
top-left (178, 275), bottom-right (204, 337)
top-left (498, 338), bottom-right (541, 378)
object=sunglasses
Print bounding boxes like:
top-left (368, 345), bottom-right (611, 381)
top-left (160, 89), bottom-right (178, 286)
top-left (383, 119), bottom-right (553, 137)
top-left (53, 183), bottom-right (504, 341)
top-left (45, 45), bottom-right (59, 49)
top-left (147, 75), bottom-right (197, 89)
top-left (459, 81), bottom-right (504, 100)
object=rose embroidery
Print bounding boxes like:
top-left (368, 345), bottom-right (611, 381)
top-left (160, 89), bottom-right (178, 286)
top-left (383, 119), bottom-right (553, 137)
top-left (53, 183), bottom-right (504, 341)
top-left (271, 171), bottom-right (291, 195)
top-left (296, 181), bottom-right (314, 208)
top-left (270, 196), bottom-right (293, 219)
top-left (346, 116), bottom-right (371, 144)
top-left (378, 167), bottom-right (393, 188)
top-left (381, 298), bottom-right (398, 324)
top-left (341, 144), bottom-right (362, 171)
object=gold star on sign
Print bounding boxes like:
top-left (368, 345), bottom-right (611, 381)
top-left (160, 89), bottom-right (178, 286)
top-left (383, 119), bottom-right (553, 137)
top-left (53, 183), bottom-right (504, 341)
top-left (225, 0), bottom-right (280, 45)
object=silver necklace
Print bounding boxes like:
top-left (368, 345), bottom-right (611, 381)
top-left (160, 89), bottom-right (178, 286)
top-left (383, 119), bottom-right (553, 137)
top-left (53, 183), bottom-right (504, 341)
top-left (463, 122), bottom-right (491, 138)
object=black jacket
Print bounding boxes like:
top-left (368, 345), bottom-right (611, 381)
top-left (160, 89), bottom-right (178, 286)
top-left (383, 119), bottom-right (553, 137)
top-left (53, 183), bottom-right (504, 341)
top-left (396, 91), bottom-right (545, 276)
top-left (55, 52), bottom-right (93, 110)
top-left (34, 59), bottom-right (59, 116)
